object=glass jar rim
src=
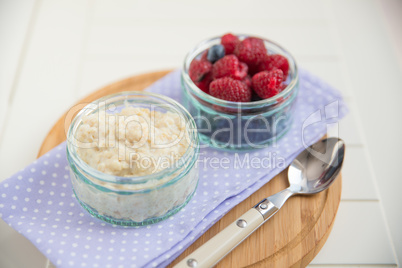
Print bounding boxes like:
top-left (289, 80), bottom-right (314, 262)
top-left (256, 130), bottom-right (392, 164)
top-left (66, 91), bottom-right (199, 185)
top-left (182, 34), bottom-right (299, 109)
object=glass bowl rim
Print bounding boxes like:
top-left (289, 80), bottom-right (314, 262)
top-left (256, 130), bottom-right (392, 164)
top-left (66, 91), bottom-right (199, 185)
top-left (182, 34), bottom-right (299, 109)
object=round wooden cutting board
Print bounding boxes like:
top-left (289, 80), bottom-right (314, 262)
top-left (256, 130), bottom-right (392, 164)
top-left (38, 70), bottom-right (342, 268)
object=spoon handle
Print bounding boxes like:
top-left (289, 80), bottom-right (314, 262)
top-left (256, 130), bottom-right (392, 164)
top-left (173, 208), bottom-right (264, 268)
top-left (174, 189), bottom-right (293, 268)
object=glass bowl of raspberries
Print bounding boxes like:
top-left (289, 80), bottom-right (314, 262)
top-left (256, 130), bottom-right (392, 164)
top-left (181, 33), bottom-right (299, 151)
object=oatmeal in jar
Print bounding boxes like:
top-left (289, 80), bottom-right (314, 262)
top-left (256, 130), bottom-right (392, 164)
top-left (67, 92), bottom-right (199, 226)
top-left (75, 107), bottom-right (190, 177)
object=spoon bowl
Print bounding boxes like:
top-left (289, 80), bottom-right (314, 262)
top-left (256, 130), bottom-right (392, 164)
top-left (288, 138), bottom-right (345, 195)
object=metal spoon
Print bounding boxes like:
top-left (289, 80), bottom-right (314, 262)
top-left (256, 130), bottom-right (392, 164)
top-left (175, 137), bottom-right (345, 268)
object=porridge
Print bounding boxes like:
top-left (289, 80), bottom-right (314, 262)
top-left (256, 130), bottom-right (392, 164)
top-left (75, 107), bottom-right (190, 177)
top-left (67, 95), bottom-right (199, 226)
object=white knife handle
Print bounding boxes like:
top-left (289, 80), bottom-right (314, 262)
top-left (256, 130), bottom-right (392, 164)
top-left (174, 208), bottom-right (264, 268)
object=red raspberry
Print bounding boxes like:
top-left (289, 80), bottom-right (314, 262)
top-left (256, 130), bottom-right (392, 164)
top-left (195, 73), bottom-right (213, 93)
top-left (279, 83), bottom-right (287, 91)
top-left (209, 77), bottom-right (252, 102)
top-left (242, 75), bottom-right (252, 89)
top-left (238, 62), bottom-right (248, 80)
top-left (258, 54), bottom-right (289, 78)
top-left (221, 33), bottom-right (240, 55)
top-left (234, 37), bottom-right (267, 74)
top-left (189, 59), bottom-right (212, 82)
top-left (212, 55), bottom-right (248, 80)
top-left (252, 69), bottom-right (284, 99)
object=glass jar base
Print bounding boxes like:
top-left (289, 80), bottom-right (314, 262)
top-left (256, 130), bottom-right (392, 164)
top-left (72, 187), bottom-right (197, 227)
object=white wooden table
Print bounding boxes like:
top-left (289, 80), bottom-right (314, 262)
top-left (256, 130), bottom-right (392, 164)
top-left (1, 0), bottom-right (401, 267)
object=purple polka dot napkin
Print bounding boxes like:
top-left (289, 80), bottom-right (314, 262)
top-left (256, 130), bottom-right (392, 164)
top-left (0, 69), bottom-right (347, 268)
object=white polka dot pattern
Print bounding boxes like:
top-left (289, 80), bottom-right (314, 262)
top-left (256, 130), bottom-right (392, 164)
top-left (0, 69), bottom-right (348, 268)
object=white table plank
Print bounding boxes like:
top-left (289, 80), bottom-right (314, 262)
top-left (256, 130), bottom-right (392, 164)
top-left (378, 0), bottom-right (402, 70)
top-left (0, 0), bottom-right (37, 135)
top-left (327, 99), bottom-right (365, 146)
top-left (86, 20), bottom-right (339, 59)
top-left (0, 219), bottom-right (48, 268)
top-left (341, 146), bottom-right (379, 200)
top-left (0, 2), bottom-right (46, 267)
top-left (92, 0), bottom-right (331, 20)
top-left (0, 1), bottom-right (90, 267)
top-left (331, 0), bottom-right (402, 262)
top-left (310, 201), bottom-right (396, 265)
top-left (0, 0), bottom-right (89, 180)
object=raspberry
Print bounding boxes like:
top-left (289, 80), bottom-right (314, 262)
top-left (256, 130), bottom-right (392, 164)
top-left (221, 33), bottom-right (240, 55)
top-left (238, 62), bottom-right (248, 80)
top-left (212, 55), bottom-right (248, 80)
top-left (234, 37), bottom-right (267, 74)
top-left (242, 75), bottom-right (252, 89)
top-left (279, 83), bottom-right (287, 91)
top-left (252, 69), bottom-right (284, 99)
top-left (209, 77), bottom-right (252, 102)
top-left (189, 59), bottom-right (212, 82)
top-left (258, 54), bottom-right (289, 78)
top-left (195, 73), bottom-right (213, 93)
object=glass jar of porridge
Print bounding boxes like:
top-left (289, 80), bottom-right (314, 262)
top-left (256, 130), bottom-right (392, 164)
top-left (66, 91), bottom-right (200, 226)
